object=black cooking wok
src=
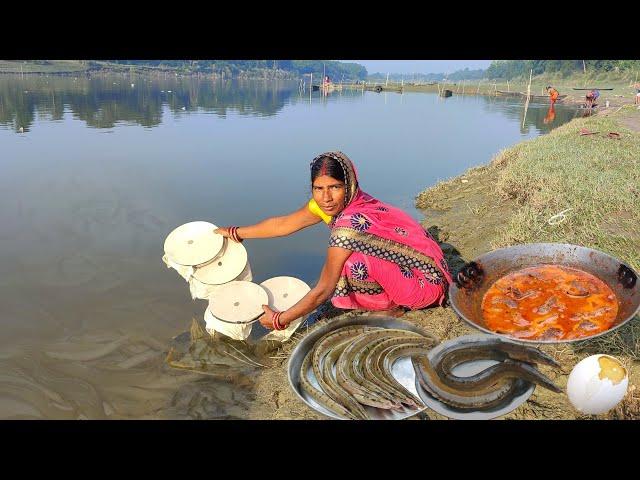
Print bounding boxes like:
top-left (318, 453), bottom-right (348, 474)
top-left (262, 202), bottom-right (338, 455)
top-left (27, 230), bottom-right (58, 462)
top-left (448, 243), bottom-right (640, 344)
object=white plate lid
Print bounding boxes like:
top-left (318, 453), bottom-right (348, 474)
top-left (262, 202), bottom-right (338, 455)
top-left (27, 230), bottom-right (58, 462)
top-left (192, 239), bottom-right (248, 285)
top-left (260, 276), bottom-right (311, 311)
top-left (164, 221), bottom-right (224, 266)
top-left (208, 281), bottom-right (268, 323)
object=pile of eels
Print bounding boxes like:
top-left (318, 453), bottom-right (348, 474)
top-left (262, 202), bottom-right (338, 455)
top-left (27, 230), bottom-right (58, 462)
top-left (299, 325), bottom-right (561, 420)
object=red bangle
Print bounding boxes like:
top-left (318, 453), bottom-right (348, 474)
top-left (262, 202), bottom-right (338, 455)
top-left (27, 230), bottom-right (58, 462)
top-left (272, 311), bottom-right (286, 330)
top-left (229, 226), bottom-right (243, 243)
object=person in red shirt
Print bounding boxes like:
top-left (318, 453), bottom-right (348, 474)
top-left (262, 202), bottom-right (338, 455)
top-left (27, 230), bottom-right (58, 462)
top-left (546, 85), bottom-right (559, 105)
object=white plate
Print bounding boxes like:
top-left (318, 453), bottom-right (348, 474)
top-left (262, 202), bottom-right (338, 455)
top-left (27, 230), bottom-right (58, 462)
top-left (208, 281), bottom-right (268, 324)
top-left (192, 238), bottom-right (248, 285)
top-left (260, 276), bottom-right (311, 311)
top-left (164, 221), bottom-right (224, 267)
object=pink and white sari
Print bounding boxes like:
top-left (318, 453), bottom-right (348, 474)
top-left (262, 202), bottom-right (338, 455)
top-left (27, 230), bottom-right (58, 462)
top-left (316, 151), bottom-right (452, 311)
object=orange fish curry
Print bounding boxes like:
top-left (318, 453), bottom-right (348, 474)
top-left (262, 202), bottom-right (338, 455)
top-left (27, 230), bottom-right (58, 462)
top-left (481, 265), bottom-right (618, 341)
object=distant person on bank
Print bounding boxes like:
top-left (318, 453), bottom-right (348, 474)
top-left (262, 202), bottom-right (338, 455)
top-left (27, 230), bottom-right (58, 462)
top-left (586, 89), bottom-right (600, 108)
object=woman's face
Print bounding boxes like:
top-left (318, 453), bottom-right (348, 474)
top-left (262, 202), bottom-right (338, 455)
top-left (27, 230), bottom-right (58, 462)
top-left (312, 175), bottom-right (346, 216)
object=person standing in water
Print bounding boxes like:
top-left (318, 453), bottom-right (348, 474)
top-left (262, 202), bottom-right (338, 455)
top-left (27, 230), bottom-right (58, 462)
top-left (546, 85), bottom-right (560, 105)
top-left (215, 151), bottom-right (452, 331)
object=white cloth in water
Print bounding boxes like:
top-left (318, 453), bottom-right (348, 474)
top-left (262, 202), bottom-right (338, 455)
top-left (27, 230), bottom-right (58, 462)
top-left (204, 307), bottom-right (253, 341)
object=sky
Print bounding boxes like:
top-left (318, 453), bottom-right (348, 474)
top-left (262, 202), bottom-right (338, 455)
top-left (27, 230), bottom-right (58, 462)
top-left (342, 60), bottom-right (492, 75)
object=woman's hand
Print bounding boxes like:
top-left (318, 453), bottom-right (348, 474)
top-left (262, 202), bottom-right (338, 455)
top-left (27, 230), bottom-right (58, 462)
top-left (258, 304), bottom-right (279, 329)
top-left (214, 226), bottom-right (241, 243)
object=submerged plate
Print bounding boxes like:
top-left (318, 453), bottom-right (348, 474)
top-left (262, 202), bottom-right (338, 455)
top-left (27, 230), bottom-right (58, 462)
top-left (192, 238), bottom-right (248, 285)
top-left (287, 315), bottom-right (430, 420)
top-left (260, 276), bottom-right (311, 311)
top-left (164, 221), bottom-right (224, 267)
top-left (208, 281), bottom-right (268, 324)
top-left (414, 334), bottom-right (535, 420)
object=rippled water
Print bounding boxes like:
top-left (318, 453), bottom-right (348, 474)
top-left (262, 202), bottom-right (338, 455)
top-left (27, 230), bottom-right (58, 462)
top-left (0, 74), bottom-right (578, 418)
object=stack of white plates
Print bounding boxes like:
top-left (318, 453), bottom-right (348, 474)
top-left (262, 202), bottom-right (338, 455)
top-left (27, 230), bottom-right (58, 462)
top-left (163, 222), bottom-right (310, 341)
top-left (163, 221), bottom-right (252, 294)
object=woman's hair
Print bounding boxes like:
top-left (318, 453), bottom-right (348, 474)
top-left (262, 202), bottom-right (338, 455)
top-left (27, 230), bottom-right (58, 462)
top-left (310, 155), bottom-right (346, 184)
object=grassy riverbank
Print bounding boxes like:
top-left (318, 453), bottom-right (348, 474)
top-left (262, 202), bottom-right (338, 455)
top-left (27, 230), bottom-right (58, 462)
top-left (347, 71), bottom-right (640, 106)
top-left (413, 105), bottom-right (640, 419)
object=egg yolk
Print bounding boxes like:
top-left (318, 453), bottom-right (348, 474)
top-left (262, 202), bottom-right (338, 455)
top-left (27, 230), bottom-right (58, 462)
top-left (598, 356), bottom-right (626, 385)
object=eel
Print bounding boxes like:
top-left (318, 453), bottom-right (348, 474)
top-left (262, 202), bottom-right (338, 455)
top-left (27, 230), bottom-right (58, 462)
top-left (364, 336), bottom-right (437, 408)
top-left (299, 349), bottom-right (357, 420)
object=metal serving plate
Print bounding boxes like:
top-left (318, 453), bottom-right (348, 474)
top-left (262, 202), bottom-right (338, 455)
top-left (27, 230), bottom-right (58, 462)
top-left (415, 334), bottom-right (535, 420)
top-left (287, 315), bottom-right (431, 420)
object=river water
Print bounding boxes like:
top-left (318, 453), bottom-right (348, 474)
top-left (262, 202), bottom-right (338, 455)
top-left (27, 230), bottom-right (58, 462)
top-left (0, 74), bottom-right (579, 418)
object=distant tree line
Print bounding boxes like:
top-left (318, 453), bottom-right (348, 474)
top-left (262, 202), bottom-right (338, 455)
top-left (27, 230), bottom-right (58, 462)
top-left (486, 60), bottom-right (640, 79)
top-left (104, 60), bottom-right (368, 81)
top-left (368, 68), bottom-right (486, 82)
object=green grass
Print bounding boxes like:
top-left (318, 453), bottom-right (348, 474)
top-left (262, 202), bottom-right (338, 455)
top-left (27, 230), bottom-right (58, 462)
top-left (489, 107), bottom-right (640, 272)
top-left (415, 106), bottom-right (640, 418)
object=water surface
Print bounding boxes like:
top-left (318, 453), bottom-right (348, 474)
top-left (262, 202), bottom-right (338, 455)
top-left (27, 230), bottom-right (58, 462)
top-left (0, 74), bottom-right (578, 418)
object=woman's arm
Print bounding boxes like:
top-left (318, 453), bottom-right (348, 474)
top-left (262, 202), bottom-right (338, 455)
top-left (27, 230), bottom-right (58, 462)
top-left (215, 203), bottom-right (321, 241)
top-left (259, 246), bottom-right (352, 329)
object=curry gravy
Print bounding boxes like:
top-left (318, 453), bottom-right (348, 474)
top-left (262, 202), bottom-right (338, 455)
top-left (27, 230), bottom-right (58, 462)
top-left (481, 265), bottom-right (618, 341)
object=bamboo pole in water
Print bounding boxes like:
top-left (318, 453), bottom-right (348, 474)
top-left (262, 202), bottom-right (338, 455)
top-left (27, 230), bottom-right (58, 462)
top-left (522, 69), bottom-right (533, 129)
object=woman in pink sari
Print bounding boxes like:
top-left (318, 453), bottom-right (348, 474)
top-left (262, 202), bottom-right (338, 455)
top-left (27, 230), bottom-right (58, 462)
top-left (216, 151), bottom-right (452, 331)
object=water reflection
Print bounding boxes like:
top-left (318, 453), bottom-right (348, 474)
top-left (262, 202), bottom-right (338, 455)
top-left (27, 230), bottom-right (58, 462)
top-left (0, 75), bottom-right (366, 132)
top-left (0, 74), bottom-right (580, 419)
top-left (479, 95), bottom-right (578, 135)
